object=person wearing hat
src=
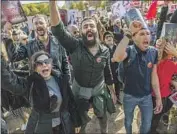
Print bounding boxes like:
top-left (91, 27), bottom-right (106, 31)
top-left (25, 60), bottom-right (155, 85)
top-left (103, 31), bottom-right (122, 105)
top-left (112, 20), bottom-right (163, 134)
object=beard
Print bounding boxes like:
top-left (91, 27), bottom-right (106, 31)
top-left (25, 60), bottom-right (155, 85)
top-left (82, 31), bottom-right (99, 48)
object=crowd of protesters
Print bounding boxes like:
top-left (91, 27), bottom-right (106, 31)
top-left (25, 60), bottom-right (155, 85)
top-left (1, 1), bottom-right (177, 134)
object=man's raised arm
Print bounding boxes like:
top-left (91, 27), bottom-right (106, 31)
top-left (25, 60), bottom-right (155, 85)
top-left (49, 1), bottom-right (60, 26)
top-left (49, 1), bottom-right (79, 53)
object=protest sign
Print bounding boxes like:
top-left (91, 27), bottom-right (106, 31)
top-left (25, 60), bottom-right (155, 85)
top-left (159, 23), bottom-right (177, 60)
top-left (160, 23), bottom-right (177, 45)
top-left (111, 1), bottom-right (131, 18)
top-left (169, 92), bottom-right (177, 106)
top-left (124, 8), bottom-right (148, 28)
top-left (67, 9), bottom-right (78, 25)
top-left (1, 1), bottom-right (27, 25)
top-left (76, 11), bottom-right (83, 27)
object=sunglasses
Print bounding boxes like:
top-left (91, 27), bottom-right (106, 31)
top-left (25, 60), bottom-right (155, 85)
top-left (35, 58), bottom-right (52, 66)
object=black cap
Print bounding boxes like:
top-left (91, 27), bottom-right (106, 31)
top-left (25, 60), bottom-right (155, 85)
top-left (103, 31), bottom-right (114, 40)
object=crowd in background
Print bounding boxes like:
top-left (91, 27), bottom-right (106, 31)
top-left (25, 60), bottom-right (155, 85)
top-left (1, 1), bottom-right (177, 134)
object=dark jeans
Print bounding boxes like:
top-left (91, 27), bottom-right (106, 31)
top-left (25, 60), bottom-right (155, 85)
top-left (150, 96), bottom-right (173, 133)
top-left (123, 94), bottom-right (153, 134)
top-left (79, 114), bottom-right (108, 134)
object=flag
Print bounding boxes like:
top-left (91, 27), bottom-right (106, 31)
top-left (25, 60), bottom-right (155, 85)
top-left (146, 0), bottom-right (158, 20)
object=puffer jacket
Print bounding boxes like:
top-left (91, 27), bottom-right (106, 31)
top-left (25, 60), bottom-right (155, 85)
top-left (3, 34), bottom-right (70, 78)
top-left (1, 56), bottom-right (81, 134)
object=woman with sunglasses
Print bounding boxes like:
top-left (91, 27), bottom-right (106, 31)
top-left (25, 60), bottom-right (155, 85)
top-left (1, 51), bottom-right (80, 134)
top-left (150, 38), bottom-right (177, 133)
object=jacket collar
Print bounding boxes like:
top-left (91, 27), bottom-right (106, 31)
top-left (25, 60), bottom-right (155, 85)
top-left (134, 44), bottom-right (148, 55)
top-left (99, 44), bottom-right (109, 53)
top-left (35, 34), bottom-right (60, 53)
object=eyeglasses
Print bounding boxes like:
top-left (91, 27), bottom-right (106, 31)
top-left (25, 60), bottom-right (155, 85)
top-left (35, 58), bottom-right (52, 66)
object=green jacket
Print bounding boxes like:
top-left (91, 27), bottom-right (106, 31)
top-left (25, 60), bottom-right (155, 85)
top-left (72, 79), bottom-right (116, 125)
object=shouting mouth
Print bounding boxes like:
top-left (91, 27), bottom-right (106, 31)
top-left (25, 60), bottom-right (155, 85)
top-left (41, 69), bottom-right (49, 74)
top-left (37, 27), bottom-right (45, 34)
top-left (143, 40), bottom-right (149, 47)
top-left (87, 32), bottom-right (94, 40)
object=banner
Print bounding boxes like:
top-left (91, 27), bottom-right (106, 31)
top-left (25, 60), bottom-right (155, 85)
top-left (1, 1), bottom-right (27, 25)
top-left (76, 11), bottom-right (83, 27)
top-left (160, 23), bottom-right (177, 60)
top-left (124, 8), bottom-right (148, 28)
top-left (111, 1), bottom-right (131, 18)
top-left (146, 1), bottom-right (157, 20)
top-left (67, 9), bottom-right (78, 25)
top-left (160, 23), bottom-right (177, 45)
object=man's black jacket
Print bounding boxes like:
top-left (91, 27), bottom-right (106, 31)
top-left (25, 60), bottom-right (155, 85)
top-left (3, 34), bottom-right (70, 77)
top-left (51, 22), bottom-right (114, 88)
